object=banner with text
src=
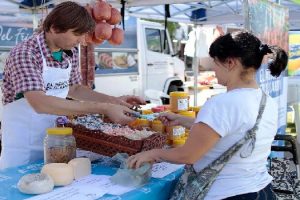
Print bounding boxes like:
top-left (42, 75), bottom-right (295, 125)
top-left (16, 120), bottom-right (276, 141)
top-left (246, 0), bottom-right (289, 136)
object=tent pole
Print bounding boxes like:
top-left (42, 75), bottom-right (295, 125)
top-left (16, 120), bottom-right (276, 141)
top-left (192, 24), bottom-right (199, 106)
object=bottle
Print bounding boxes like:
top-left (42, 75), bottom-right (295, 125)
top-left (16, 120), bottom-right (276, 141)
top-left (44, 127), bottom-right (76, 164)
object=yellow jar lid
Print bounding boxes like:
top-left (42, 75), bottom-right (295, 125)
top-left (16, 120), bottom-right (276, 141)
top-left (173, 138), bottom-right (186, 145)
top-left (142, 109), bottom-right (153, 115)
top-left (47, 127), bottom-right (73, 135)
top-left (170, 92), bottom-right (189, 97)
top-left (136, 118), bottom-right (150, 126)
top-left (178, 111), bottom-right (195, 118)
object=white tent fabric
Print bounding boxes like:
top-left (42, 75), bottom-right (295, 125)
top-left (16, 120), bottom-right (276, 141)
top-left (0, 0), bottom-right (300, 28)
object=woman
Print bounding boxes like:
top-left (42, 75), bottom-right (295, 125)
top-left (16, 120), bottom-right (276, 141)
top-left (127, 31), bottom-right (288, 199)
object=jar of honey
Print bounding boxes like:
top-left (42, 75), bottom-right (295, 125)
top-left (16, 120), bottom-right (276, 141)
top-left (142, 109), bottom-right (153, 115)
top-left (129, 118), bottom-right (150, 129)
top-left (178, 111), bottom-right (195, 137)
top-left (172, 138), bottom-right (186, 147)
top-left (151, 119), bottom-right (165, 133)
top-left (166, 125), bottom-right (185, 140)
top-left (188, 106), bottom-right (201, 116)
top-left (170, 92), bottom-right (189, 112)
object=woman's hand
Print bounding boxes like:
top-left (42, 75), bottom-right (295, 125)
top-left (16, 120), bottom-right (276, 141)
top-left (158, 112), bottom-right (182, 126)
top-left (118, 95), bottom-right (146, 108)
top-left (104, 103), bottom-right (136, 125)
top-left (127, 149), bottom-right (160, 169)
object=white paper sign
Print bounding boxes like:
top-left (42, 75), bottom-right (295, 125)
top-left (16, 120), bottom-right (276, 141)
top-left (72, 175), bottom-right (135, 196)
top-left (151, 162), bottom-right (184, 178)
top-left (25, 175), bottom-right (135, 200)
top-left (25, 185), bottom-right (106, 200)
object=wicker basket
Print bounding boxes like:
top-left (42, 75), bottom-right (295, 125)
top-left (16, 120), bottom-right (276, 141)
top-left (66, 123), bottom-right (166, 157)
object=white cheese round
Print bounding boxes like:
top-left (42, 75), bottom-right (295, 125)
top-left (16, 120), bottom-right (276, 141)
top-left (41, 163), bottom-right (74, 186)
top-left (68, 157), bottom-right (91, 180)
top-left (17, 173), bottom-right (54, 194)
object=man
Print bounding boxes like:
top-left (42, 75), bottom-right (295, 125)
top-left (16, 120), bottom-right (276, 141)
top-left (0, 1), bottom-right (144, 169)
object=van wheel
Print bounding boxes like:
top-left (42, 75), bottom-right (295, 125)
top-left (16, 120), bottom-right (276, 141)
top-left (167, 85), bottom-right (178, 94)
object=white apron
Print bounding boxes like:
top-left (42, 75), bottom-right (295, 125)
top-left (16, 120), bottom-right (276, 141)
top-left (0, 36), bottom-right (72, 169)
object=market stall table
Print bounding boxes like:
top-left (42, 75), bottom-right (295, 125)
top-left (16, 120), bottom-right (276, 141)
top-left (0, 158), bottom-right (184, 200)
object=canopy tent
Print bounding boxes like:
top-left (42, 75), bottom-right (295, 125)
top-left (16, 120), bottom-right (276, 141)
top-left (0, 0), bottom-right (298, 106)
top-left (0, 0), bottom-right (300, 28)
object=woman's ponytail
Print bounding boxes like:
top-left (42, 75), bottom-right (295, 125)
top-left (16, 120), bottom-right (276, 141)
top-left (267, 46), bottom-right (288, 77)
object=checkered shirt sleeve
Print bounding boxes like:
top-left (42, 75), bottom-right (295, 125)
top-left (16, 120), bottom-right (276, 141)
top-left (69, 48), bottom-right (82, 86)
top-left (7, 47), bottom-right (45, 95)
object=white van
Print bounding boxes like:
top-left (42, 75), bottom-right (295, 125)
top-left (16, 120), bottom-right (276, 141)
top-left (93, 17), bottom-right (185, 99)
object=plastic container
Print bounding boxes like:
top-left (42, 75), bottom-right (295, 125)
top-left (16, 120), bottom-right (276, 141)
top-left (170, 92), bottom-right (189, 112)
top-left (172, 138), bottom-right (186, 147)
top-left (166, 125), bottom-right (185, 140)
top-left (178, 111), bottom-right (195, 137)
top-left (151, 120), bottom-right (165, 133)
top-left (130, 118), bottom-right (150, 129)
top-left (142, 109), bottom-right (153, 115)
top-left (188, 106), bottom-right (201, 115)
top-left (44, 127), bottom-right (76, 164)
top-left (178, 111), bottom-right (196, 118)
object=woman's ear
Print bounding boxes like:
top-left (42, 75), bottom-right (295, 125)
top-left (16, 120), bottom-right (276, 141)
top-left (226, 58), bottom-right (238, 71)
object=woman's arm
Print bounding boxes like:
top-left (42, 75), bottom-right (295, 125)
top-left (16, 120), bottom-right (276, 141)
top-left (127, 122), bottom-right (220, 168)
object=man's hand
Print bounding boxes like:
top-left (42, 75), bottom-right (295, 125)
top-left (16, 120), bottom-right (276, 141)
top-left (118, 95), bottom-right (146, 108)
top-left (104, 103), bottom-right (137, 125)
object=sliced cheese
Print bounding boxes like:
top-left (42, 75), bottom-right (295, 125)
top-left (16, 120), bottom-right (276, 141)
top-left (41, 163), bottom-right (74, 186)
top-left (17, 173), bottom-right (54, 194)
top-left (68, 157), bottom-right (91, 180)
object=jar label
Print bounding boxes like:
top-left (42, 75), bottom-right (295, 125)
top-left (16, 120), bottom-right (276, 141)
top-left (177, 99), bottom-right (188, 111)
top-left (173, 126), bottom-right (185, 136)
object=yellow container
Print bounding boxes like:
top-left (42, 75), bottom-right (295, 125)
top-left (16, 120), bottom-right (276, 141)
top-left (137, 118), bottom-right (150, 128)
top-left (178, 111), bottom-right (196, 118)
top-left (129, 118), bottom-right (150, 129)
top-left (170, 92), bottom-right (189, 112)
top-left (142, 109), bottom-right (153, 115)
top-left (172, 138), bottom-right (186, 147)
top-left (166, 125), bottom-right (185, 140)
top-left (188, 106), bottom-right (201, 115)
top-left (178, 111), bottom-right (195, 137)
top-left (151, 120), bottom-right (165, 133)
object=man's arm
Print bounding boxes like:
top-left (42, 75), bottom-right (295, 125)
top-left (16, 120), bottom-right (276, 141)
top-left (68, 84), bottom-right (145, 108)
top-left (24, 91), bottom-right (136, 125)
top-left (68, 84), bottom-right (121, 105)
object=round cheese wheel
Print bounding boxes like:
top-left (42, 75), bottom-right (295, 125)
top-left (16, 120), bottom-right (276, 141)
top-left (17, 173), bottom-right (54, 194)
top-left (41, 163), bottom-right (74, 186)
top-left (68, 157), bottom-right (91, 180)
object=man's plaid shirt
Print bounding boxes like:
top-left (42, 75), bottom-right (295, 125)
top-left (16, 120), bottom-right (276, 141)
top-left (2, 31), bottom-right (82, 105)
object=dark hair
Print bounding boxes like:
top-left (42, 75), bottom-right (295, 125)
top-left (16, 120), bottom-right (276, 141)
top-left (43, 1), bottom-right (95, 35)
top-left (209, 31), bottom-right (288, 77)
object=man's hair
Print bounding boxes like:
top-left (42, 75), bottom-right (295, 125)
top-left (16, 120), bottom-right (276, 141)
top-left (43, 1), bottom-right (95, 35)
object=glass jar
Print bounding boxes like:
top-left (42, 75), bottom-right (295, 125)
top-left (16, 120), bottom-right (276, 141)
top-left (44, 127), bottom-right (76, 164)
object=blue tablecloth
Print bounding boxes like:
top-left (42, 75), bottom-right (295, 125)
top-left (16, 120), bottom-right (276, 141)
top-left (0, 159), bottom-right (184, 200)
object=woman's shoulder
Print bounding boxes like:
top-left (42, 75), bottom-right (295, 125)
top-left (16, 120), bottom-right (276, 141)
top-left (204, 88), bottom-right (263, 113)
